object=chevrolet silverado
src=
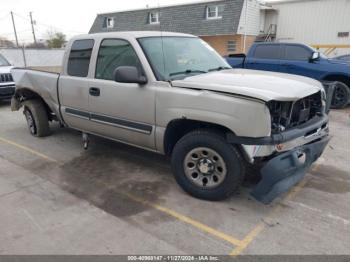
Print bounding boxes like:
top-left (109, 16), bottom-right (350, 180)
top-left (11, 32), bottom-right (331, 203)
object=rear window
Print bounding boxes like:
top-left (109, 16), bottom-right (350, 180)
top-left (253, 45), bottom-right (280, 59)
top-left (67, 39), bottom-right (94, 77)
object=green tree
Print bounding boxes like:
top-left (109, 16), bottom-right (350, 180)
top-left (47, 31), bottom-right (66, 48)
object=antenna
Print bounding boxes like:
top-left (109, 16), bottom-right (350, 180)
top-left (158, 3), bottom-right (167, 82)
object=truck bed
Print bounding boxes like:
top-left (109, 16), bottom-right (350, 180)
top-left (11, 68), bottom-right (60, 115)
top-left (28, 66), bottom-right (62, 74)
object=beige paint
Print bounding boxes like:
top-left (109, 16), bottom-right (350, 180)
top-left (200, 34), bottom-right (257, 55)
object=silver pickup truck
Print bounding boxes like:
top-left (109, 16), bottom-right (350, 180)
top-left (11, 31), bottom-right (331, 203)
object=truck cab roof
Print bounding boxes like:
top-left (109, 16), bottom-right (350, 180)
top-left (72, 31), bottom-right (196, 41)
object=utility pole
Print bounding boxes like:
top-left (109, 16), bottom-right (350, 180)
top-left (29, 12), bottom-right (37, 45)
top-left (10, 11), bottom-right (19, 47)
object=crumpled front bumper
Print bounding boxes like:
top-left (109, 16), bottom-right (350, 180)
top-left (251, 135), bottom-right (330, 204)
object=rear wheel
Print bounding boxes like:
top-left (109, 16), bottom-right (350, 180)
top-left (23, 100), bottom-right (51, 137)
top-left (171, 129), bottom-right (245, 201)
top-left (331, 82), bottom-right (350, 109)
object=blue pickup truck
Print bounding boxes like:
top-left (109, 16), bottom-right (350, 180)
top-left (225, 42), bottom-right (350, 109)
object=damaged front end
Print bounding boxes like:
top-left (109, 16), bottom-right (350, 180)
top-left (251, 135), bottom-right (330, 204)
top-left (228, 85), bottom-right (334, 204)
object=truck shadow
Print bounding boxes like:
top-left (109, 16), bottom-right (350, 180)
top-left (28, 126), bottom-right (264, 219)
top-left (26, 136), bottom-right (175, 221)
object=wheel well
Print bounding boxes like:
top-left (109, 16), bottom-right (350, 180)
top-left (323, 75), bottom-right (350, 87)
top-left (15, 89), bottom-right (53, 120)
top-left (163, 119), bottom-right (234, 155)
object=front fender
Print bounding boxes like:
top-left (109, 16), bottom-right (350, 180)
top-left (156, 87), bottom-right (271, 138)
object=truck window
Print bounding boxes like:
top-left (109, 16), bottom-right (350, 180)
top-left (253, 45), bottom-right (280, 59)
top-left (138, 37), bottom-right (229, 81)
top-left (95, 39), bottom-right (142, 81)
top-left (284, 45), bottom-right (311, 61)
top-left (67, 39), bottom-right (94, 77)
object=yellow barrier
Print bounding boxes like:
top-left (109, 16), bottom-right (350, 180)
top-left (311, 44), bottom-right (350, 55)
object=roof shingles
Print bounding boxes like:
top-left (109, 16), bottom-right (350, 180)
top-left (89, 0), bottom-right (244, 36)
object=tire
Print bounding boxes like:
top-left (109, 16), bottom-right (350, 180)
top-left (331, 82), bottom-right (350, 109)
top-left (23, 100), bottom-right (51, 137)
top-left (171, 129), bottom-right (245, 201)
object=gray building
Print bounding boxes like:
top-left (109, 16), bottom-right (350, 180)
top-left (89, 0), bottom-right (263, 55)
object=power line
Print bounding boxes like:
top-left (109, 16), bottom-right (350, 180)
top-left (2, 11), bottom-right (86, 44)
top-left (1, 29), bottom-right (32, 36)
top-left (13, 12), bottom-right (31, 22)
top-left (0, 13), bottom-right (10, 21)
top-left (16, 12), bottom-right (84, 34)
top-left (34, 20), bottom-right (85, 34)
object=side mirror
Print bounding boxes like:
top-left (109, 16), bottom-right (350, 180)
top-left (309, 52), bottom-right (320, 62)
top-left (114, 66), bottom-right (147, 85)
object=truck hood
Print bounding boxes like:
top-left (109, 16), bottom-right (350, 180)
top-left (328, 59), bottom-right (350, 66)
top-left (171, 69), bottom-right (322, 102)
top-left (0, 66), bottom-right (14, 74)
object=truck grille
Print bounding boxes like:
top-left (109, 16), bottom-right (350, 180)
top-left (0, 73), bottom-right (13, 83)
top-left (268, 91), bottom-right (323, 133)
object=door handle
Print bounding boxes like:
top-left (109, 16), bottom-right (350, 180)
top-left (89, 87), bottom-right (100, 96)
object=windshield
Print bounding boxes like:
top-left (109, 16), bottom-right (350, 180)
top-left (138, 37), bottom-right (231, 81)
top-left (0, 54), bottom-right (10, 66)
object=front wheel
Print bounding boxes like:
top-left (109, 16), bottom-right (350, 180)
top-left (171, 130), bottom-right (245, 201)
top-left (331, 82), bottom-right (350, 109)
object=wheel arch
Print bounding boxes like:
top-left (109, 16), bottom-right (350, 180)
top-left (162, 118), bottom-right (250, 161)
top-left (12, 88), bottom-right (53, 120)
top-left (322, 74), bottom-right (350, 87)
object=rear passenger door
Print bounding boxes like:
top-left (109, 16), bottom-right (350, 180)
top-left (245, 44), bottom-right (284, 73)
top-left (59, 39), bottom-right (94, 130)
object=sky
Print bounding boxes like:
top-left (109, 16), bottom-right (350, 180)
top-left (0, 0), bottom-right (282, 45)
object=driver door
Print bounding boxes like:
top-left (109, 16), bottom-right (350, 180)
top-left (87, 38), bottom-right (156, 150)
top-left (280, 44), bottom-right (323, 79)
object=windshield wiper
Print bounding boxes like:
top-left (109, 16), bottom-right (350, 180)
top-left (169, 69), bottom-right (207, 77)
top-left (208, 66), bottom-right (231, 72)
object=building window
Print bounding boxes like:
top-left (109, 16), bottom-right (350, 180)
top-left (338, 32), bottom-right (349, 38)
top-left (206, 5), bottom-right (224, 19)
top-left (149, 11), bottom-right (160, 24)
top-left (227, 40), bottom-right (236, 52)
top-left (103, 17), bottom-right (114, 28)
